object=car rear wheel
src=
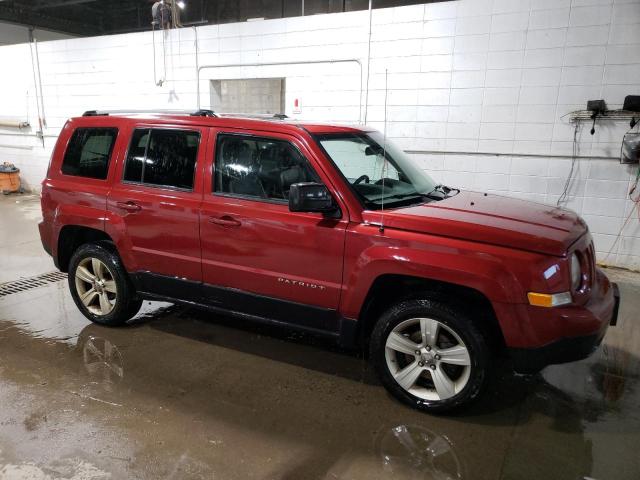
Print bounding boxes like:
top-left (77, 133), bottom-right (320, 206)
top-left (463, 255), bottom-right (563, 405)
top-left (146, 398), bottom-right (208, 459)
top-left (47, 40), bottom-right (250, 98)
top-left (370, 298), bottom-right (489, 413)
top-left (68, 243), bottom-right (142, 326)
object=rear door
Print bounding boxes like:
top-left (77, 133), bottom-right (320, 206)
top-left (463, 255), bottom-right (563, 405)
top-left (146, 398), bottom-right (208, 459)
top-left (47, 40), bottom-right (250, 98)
top-left (106, 123), bottom-right (207, 299)
top-left (199, 128), bottom-right (349, 333)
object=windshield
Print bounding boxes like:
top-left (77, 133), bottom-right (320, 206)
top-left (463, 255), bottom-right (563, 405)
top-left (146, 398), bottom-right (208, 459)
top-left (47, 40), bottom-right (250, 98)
top-left (317, 131), bottom-right (441, 209)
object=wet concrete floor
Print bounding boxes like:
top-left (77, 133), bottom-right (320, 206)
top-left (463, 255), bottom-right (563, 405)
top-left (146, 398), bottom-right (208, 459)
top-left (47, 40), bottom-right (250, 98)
top-left (1, 194), bottom-right (639, 479)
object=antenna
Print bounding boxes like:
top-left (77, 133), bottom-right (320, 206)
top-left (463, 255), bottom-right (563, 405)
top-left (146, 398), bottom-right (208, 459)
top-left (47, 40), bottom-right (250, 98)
top-left (379, 69), bottom-right (389, 234)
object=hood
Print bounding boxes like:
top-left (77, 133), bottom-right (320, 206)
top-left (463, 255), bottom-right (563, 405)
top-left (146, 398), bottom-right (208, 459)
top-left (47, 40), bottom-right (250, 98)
top-left (365, 191), bottom-right (587, 256)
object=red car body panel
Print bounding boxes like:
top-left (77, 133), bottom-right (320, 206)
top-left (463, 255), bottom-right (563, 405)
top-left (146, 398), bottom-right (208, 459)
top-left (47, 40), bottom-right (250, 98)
top-left (379, 191), bottom-right (588, 256)
top-left (104, 121), bottom-right (208, 281)
top-left (200, 127), bottom-right (348, 310)
top-left (39, 114), bottom-right (618, 370)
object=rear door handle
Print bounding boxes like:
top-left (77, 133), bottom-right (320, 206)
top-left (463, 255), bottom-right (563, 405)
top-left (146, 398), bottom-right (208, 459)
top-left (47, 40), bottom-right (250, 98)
top-left (208, 215), bottom-right (241, 227)
top-left (116, 201), bottom-right (142, 212)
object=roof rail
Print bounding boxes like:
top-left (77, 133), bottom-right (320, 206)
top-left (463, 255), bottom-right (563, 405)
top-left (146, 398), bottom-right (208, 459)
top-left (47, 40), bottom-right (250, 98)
top-left (190, 109), bottom-right (216, 117)
top-left (216, 113), bottom-right (289, 120)
top-left (82, 109), bottom-right (217, 117)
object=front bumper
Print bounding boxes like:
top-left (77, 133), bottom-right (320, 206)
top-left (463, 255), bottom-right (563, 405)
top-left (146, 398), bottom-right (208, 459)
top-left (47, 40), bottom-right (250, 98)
top-left (509, 281), bottom-right (620, 374)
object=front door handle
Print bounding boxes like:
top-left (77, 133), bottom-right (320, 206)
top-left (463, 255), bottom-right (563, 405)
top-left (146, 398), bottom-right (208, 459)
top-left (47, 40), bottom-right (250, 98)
top-left (116, 201), bottom-right (142, 212)
top-left (208, 215), bottom-right (241, 227)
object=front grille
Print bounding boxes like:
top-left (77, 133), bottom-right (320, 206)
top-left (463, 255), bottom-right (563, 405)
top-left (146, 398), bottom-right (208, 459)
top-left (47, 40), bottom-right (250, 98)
top-left (579, 242), bottom-right (596, 291)
top-left (0, 271), bottom-right (67, 298)
top-left (587, 242), bottom-right (596, 288)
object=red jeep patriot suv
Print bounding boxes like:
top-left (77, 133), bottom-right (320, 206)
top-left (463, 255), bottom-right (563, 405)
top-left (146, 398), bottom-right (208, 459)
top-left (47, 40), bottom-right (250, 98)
top-left (39, 109), bottom-right (620, 412)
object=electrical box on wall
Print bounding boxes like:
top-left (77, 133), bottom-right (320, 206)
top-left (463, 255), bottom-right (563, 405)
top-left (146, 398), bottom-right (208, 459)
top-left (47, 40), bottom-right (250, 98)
top-left (623, 95), bottom-right (640, 112)
top-left (293, 98), bottom-right (302, 115)
top-left (621, 133), bottom-right (640, 164)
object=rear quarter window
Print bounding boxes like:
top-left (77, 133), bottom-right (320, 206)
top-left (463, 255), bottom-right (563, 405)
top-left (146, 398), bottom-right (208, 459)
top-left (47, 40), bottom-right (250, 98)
top-left (61, 128), bottom-right (118, 180)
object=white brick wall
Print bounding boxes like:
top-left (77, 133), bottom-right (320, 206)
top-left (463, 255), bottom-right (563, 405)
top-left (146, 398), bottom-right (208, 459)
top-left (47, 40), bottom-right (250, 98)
top-left (0, 0), bottom-right (638, 269)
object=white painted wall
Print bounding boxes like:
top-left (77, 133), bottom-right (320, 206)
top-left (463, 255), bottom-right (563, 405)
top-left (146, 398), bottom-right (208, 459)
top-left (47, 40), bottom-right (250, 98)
top-left (0, 0), bottom-right (638, 269)
top-left (0, 21), bottom-right (72, 46)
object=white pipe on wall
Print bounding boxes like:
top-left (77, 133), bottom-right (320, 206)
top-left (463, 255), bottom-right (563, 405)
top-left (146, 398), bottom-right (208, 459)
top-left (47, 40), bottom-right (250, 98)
top-left (364, 0), bottom-right (373, 124)
top-left (0, 120), bottom-right (30, 129)
top-left (0, 144), bottom-right (33, 150)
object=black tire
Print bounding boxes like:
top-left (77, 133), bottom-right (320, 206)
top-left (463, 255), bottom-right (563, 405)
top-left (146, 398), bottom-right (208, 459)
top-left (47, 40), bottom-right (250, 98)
top-left (370, 298), bottom-right (489, 413)
top-left (68, 243), bottom-right (142, 326)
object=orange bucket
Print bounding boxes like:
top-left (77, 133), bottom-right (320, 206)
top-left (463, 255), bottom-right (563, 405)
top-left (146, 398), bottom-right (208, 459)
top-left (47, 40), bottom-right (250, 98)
top-left (0, 165), bottom-right (21, 193)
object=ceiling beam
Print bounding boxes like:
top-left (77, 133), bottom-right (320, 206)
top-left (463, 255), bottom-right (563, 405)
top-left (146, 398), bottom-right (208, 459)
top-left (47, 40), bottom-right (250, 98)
top-left (0, 4), bottom-right (100, 35)
top-left (32, 0), bottom-right (101, 10)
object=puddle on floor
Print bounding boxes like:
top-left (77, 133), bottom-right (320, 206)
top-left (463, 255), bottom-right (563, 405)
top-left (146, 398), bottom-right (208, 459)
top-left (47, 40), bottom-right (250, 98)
top-left (0, 270), bottom-right (639, 479)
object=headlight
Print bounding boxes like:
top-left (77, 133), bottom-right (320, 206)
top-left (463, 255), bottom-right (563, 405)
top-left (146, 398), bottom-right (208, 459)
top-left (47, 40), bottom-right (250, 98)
top-left (570, 253), bottom-right (581, 291)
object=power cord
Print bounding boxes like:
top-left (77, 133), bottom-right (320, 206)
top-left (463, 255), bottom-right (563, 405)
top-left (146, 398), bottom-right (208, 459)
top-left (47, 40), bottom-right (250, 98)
top-left (557, 122), bottom-right (580, 207)
top-left (602, 165), bottom-right (640, 263)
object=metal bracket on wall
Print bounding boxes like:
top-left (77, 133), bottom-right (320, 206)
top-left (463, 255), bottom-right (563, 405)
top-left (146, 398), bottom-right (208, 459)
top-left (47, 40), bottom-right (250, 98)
top-left (196, 59), bottom-right (364, 124)
top-left (569, 109), bottom-right (639, 123)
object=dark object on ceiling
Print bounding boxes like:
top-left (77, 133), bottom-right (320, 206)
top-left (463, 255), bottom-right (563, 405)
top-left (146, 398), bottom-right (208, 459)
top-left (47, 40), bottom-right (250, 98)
top-left (0, 0), bottom-right (449, 38)
top-left (151, 2), bottom-right (172, 28)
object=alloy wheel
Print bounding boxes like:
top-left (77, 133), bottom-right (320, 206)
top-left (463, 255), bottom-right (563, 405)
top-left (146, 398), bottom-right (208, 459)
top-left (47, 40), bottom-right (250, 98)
top-left (74, 257), bottom-right (117, 316)
top-left (385, 318), bottom-right (471, 401)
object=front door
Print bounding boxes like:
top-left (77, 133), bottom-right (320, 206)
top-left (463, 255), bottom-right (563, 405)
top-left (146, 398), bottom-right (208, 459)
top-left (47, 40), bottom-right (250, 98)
top-left (199, 129), bottom-right (348, 333)
top-left (106, 124), bottom-right (207, 298)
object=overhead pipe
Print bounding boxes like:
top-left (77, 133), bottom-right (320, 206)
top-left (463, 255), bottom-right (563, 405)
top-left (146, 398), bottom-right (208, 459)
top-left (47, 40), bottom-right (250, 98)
top-left (363, 0), bottom-right (373, 124)
top-left (33, 37), bottom-right (47, 128)
top-left (196, 59), bottom-right (364, 123)
top-left (193, 26), bottom-right (199, 92)
top-left (152, 24), bottom-right (164, 86)
top-left (151, 3), bottom-right (172, 87)
top-left (27, 29), bottom-right (44, 146)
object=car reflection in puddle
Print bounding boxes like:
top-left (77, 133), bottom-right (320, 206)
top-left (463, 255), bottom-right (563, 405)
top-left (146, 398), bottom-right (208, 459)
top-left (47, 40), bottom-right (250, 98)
top-left (82, 335), bottom-right (125, 389)
top-left (376, 424), bottom-right (462, 480)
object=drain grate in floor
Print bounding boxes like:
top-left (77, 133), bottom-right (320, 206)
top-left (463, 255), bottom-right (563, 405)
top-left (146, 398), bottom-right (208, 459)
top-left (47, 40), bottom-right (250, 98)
top-left (0, 271), bottom-right (68, 297)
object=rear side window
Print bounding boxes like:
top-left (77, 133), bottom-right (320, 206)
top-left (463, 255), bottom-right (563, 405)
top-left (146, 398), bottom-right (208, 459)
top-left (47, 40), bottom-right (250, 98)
top-left (61, 128), bottom-right (117, 179)
top-left (123, 128), bottom-right (200, 190)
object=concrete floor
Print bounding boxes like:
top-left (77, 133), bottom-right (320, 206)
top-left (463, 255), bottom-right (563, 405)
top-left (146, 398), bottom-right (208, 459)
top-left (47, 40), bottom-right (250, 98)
top-left (0, 194), bottom-right (639, 480)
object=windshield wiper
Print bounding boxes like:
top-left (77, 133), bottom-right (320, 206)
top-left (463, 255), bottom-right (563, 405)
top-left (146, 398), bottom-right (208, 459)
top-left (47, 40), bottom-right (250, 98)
top-left (363, 192), bottom-right (426, 209)
top-left (389, 192), bottom-right (424, 199)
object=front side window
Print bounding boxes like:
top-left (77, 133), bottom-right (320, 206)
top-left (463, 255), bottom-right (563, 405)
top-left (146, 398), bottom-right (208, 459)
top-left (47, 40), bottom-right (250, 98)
top-left (123, 128), bottom-right (200, 190)
top-left (318, 132), bottom-right (440, 210)
top-left (214, 134), bottom-right (319, 201)
top-left (61, 128), bottom-right (117, 179)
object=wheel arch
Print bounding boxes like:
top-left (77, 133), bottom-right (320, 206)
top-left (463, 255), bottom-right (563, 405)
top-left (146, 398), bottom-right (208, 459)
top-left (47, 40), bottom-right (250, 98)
top-left (356, 274), bottom-right (507, 355)
top-left (56, 225), bottom-right (114, 272)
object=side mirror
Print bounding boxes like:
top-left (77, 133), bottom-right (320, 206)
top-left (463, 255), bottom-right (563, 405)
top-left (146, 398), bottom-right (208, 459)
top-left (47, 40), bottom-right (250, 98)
top-left (288, 182), bottom-right (336, 213)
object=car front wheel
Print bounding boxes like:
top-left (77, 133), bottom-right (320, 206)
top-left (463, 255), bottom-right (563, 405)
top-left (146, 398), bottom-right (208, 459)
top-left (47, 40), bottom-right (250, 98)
top-left (371, 298), bottom-right (489, 413)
